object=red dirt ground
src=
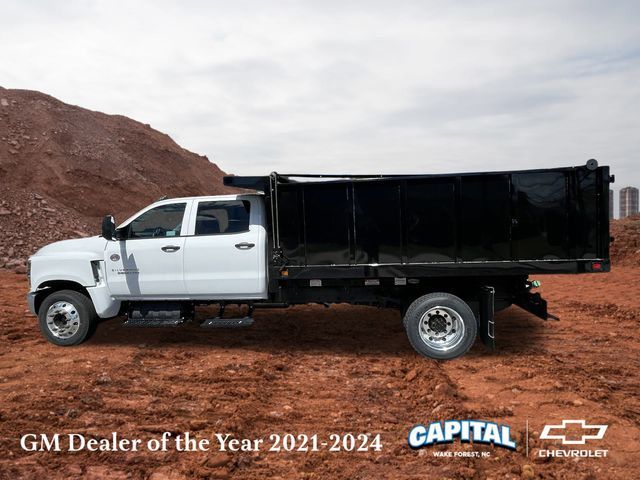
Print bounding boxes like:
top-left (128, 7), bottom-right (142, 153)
top-left (1, 267), bottom-right (638, 479)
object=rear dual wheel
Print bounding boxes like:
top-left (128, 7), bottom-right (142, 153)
top-left (403, 292), bottom-right (477, 360)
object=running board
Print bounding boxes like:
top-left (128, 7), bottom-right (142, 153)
top-left (124, 318), bottom-right (184, 327)
top-left (125, 302), bottom-right (190, 327)
top-left (200, 303), bottom-right (254, 328)
top-left (200, 317), bottom-right (254, 328)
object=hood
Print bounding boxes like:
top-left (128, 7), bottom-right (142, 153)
top-left (32, 235), bottom-right (107, 258)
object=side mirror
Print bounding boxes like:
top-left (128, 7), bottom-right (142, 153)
top-left (101, 215), bottom-right (116, 241)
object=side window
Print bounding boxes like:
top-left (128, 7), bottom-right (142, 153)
top-left (123, 203), bottom-right (187, 239)
top-left (195, 200), bottom-right (250, 235)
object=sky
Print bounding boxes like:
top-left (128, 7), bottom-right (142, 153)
top-left (1, 1), bottom-right (638, 215)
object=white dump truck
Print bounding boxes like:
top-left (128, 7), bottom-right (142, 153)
top-left (27, 162), bottom-right (611, 359)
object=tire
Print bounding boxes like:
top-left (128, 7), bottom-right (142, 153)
top-left (403, 292), bottom-right (477, 360)
top-left (38, 290), bottom-right (98, 346)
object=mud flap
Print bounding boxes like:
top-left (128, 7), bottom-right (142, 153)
top-left (515, 291), bottom-right (559, 321)
top-left (479, 286), bottom-right (495, 349)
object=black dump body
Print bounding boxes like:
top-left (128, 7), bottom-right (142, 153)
top-left (226, 161), bottom-right (610, 280)
top-left (226, 161), bottom-right (611, 346)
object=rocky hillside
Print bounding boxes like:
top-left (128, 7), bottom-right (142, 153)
top-left (0, 87), bottom-right (233, 271)
top-left (610, 215), bottom-right (640, 266)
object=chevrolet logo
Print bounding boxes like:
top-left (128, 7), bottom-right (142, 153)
top-left (540, 420), bottom-right (607, 445)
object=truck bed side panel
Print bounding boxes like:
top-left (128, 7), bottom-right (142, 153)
top-left (270, 164), bottom-right (609, 275)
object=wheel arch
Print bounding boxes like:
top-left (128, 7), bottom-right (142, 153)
top-left (33, 280), bottom-right (90, 315)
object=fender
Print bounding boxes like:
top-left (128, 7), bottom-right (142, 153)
top-left (32, 255), bottom-right (98, 290)
top-left (29, 236), bottom-right (121, 318)
top-left (30, 236), bottom-right (107, 289)
top-left (87, 283), bottom-right (121, 318)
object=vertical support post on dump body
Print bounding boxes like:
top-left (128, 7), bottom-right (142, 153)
top-left (480, 286), bottom-right (495, 349)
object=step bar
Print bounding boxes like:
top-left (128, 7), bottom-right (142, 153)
top-left (122, 302), bottom-right (255, 328)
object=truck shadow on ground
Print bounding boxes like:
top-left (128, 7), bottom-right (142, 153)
top-left (88, 305), bottom-right (547, 357)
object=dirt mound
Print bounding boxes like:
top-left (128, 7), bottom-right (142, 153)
top-left (0, 188), bottom-right (92, 272)
top-left (610, 216), bottom-right (640, 266)
top-left (0, 87), bottom-right (233, 267)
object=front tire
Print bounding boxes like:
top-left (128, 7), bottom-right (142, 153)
top-left (38, 290), bottom-right (98, 346)
top-left (403, 292), bottom-right (477, 360)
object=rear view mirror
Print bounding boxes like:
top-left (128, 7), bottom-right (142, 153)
top-left (101, 215), bottom-right (116, 241)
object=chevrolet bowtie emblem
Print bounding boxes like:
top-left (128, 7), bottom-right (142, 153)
top-left (540, 420), bottom-right (607, 445)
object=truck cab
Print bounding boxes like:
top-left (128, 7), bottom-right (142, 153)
top-left (27, 194), bottom-right (268, 345)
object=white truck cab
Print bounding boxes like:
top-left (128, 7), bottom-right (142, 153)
top-left (27, 194), bottom-right (268, 345)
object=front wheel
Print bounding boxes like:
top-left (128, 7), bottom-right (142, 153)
top-left (403, 292), bottom-right (477, 360)
top-left (38, 290), bottom-right (98, 346)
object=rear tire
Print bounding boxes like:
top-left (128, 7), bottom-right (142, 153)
top-left (38, 290), bottom-right (98, 346)
top-left (403, 292), bottom-right (477, 360)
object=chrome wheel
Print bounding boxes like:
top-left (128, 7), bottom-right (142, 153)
top-left (418, 305), bottom-right (466, 352)
top-left (45, 301), bottom-right (81, 339)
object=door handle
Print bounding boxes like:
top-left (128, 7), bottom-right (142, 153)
top-left (161, 245), bottom-right (181, 252)
top-left (235, 242), bottom-right (255, 250)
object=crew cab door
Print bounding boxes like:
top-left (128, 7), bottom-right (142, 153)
top-left (183, 197), bottom-right (267, 299)
top-left (105, 201), bottom-right (191, 298)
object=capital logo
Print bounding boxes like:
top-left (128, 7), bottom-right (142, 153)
top-left (540, 420), bottom-right (607, 445)
top-left (408, 420), bottom-right (516, 450)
